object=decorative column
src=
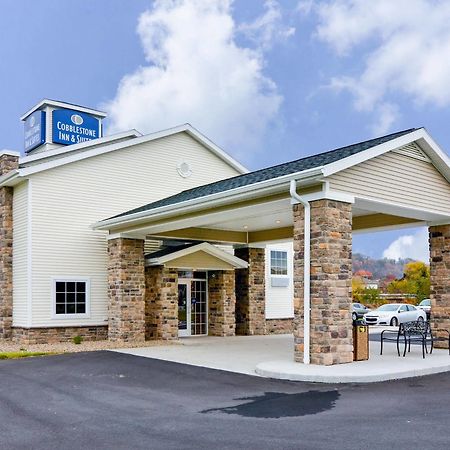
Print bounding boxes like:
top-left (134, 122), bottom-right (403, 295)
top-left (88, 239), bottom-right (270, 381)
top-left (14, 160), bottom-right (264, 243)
top-left (235, 247), bottom-right (266, 335)
top-left (0, 152), bottom-right (19, 339)
top-left (145, 266), bottom-right (178, 340)
top-left (107, 238), bottom-right (145, 342)
top-left (293, 199), bottom-right (353, 366)
top-left (429, 225), bottom-right (450, 348)
top-left (208, 270), bottom-right (236, 337)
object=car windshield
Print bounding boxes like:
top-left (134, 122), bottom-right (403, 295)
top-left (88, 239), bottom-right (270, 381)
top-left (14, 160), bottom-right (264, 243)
top-left (419, 299), bottom-right (431, 306)
top-left (377, 304), bottom-right (399, 312)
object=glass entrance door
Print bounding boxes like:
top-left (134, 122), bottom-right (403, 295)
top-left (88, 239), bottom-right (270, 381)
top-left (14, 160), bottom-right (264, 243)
top-left (178, 281), bottom-right (189, 337)
top-left (178, 278), bottom-right (208, 337)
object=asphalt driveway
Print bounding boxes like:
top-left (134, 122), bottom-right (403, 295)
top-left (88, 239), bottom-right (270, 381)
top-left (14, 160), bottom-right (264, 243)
top-left (1, 351), bottom-right (450, 450)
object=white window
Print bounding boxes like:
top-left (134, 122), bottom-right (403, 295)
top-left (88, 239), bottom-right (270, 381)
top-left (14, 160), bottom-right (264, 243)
top-left (270, 250), bottom-right (288, 276)
top-left (52, 278), bottom-right (90, 318)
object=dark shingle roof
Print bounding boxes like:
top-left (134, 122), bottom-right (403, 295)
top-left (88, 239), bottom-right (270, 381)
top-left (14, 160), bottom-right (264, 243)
top-left (145, 243), bottom-right (198, 259)
top-left (109, 128), bottom-right (417, 221)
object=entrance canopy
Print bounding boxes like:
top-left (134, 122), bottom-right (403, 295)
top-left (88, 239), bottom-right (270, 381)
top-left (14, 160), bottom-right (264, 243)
top-left (146, 242), bottom-right (248, 270)
top-left (94, 128), bottom-right (450, 243)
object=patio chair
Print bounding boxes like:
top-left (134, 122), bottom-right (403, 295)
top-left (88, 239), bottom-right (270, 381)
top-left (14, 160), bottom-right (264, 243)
top-left (401, 320), bottom-right (429, 359)
top-left (381, 320), bottom-right (450, 358)
top-left (380, 326), bottom-right (404, 357)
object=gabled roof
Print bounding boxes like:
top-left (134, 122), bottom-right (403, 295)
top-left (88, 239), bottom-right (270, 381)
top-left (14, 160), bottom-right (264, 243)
top-left (0, 123), bottom-right (248, 184)
top-left (108, 128), bottom-right (417, 221)
top-left (145, 242), bottom-right (248, 269)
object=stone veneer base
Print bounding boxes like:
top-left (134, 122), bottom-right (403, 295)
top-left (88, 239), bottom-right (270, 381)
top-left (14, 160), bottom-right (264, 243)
top-left (10, 326), bottom-right (108, 345)
top-left (265, 318), bottom-right (294, 334)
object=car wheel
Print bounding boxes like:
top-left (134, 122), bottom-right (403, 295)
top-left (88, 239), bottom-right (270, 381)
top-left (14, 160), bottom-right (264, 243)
top-left (352, 312), bottom-right (357, 321)
top-left (390, 317), bottom-right (398, 327)
top-left (417, 316), bottom-right (424, 323)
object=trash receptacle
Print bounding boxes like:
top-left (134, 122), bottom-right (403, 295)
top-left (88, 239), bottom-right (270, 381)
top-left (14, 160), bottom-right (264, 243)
top-left (353, 321), bottom-right (369, 361)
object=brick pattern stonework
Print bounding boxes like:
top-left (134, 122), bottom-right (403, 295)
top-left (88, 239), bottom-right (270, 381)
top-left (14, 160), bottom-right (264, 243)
top-left (293, 200), bottom-right (353, 366)
top-left (0, 154), bottom-right (19, 339)
top-left (145, 266), bottom-right (178, 340)
top-left (108, 238), bottom-right (145, 342)
top-left (235, 247), bottom-right (266, 335)
top-left (208, 270), bottom-right (236, 336)
top-left (11, 326), bottom-right (108, 345)
top-left (265, 318), bottom-right (294, 334)
top-left (429, 225), bottom-right (450, 348)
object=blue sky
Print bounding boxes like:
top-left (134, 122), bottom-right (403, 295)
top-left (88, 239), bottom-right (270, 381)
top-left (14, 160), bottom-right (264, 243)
top-left (2, 0), bottom-right (447, 262)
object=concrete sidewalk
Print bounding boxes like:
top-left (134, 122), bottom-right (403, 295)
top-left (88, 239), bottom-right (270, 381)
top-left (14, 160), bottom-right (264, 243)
top-left (114, 333), bottom-right (450, 383)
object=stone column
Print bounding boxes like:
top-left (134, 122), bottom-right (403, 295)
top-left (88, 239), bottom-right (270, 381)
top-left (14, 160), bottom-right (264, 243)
top-left (0, 152), bottom-right (19, 339)
top-left (145, 266), bottom-right (178, 340)
top-left (208, 270), bottom-right (236, 336)
top-left (107, 238), bottom-right (145, 342)
top-left (429, 225), bottom-right (450, 348)
top-left (235, 247), bottom-right (266, 335)
top-left (293, 199), bottom-right (353, 366)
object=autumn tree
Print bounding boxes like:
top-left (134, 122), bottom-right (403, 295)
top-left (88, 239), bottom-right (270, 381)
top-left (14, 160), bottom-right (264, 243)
top-left (387, 261), bottom-right (430, 301)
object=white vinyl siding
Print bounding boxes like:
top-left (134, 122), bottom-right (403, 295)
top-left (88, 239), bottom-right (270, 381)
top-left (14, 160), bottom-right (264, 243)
top-left (28, 132), bottom-right (240, 327)
top-left (329, 150), bottom-right (450, 215)
top-left (12, 181), bottom-right (29, 326)
top-left (265, 242), bottom-right (294, 319)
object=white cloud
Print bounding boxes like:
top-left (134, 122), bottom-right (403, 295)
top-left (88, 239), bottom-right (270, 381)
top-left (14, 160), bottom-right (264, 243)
top-left (383, 227), bottom-right (429, 262)
top-left (304, 0), bottom-right (450, 133)
top-left (103, 0), bottom-right (289, 162)
top-left (239, 0), bottom-right (295, 50)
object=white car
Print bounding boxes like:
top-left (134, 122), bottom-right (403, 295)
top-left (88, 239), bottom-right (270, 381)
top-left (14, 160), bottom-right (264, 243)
top-left (364, 303), bottom-right (426, 326)
top-left (418, 299), bottom-right (431, 317)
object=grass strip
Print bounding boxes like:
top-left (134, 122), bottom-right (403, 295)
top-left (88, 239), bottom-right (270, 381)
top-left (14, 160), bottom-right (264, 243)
top-left (0, 351), bottom-right (58, 360)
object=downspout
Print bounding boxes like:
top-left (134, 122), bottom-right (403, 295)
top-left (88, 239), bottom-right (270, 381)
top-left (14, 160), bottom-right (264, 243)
top-left (289, 180), bottom-right (310, 365)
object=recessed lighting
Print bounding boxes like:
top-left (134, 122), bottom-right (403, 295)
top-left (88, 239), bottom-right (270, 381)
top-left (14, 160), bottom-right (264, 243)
top-left (275, 220), bottom-right (281, 224)
top-left (243, 225), bottom-right (248, 229)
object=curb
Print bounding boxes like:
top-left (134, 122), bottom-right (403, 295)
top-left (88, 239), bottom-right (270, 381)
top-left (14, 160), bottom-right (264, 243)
top-left (255, 360), bottom-right (450, 383)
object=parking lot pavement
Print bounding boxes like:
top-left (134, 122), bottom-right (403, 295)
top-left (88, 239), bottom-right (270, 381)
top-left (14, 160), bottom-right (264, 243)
top-left (1, 351), bottom-right (450, 450)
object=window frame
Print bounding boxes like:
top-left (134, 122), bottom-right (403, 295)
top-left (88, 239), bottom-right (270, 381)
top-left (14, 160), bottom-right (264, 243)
top-left (51, 276), bottom-right (91, 319)
top-left (269, 249), bottom-right (289, 277)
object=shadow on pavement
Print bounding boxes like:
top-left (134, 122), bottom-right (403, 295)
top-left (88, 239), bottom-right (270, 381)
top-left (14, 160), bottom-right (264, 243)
top-left (201, 390), bottom-right (340, 418)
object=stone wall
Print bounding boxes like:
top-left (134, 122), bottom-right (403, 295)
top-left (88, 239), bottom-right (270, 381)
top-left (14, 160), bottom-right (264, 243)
top-left (107, 238), bottom-right (146, 342)
top-left (293, 200), bottom-right (353, 366)
top-left (429, 225), bottom-right (450, 348)
top-left (11, 326), bottom-right (108, 345)
top-left (208, 270), bottom-right (236, 336)
top-left (265, 318), bottom-right (293, 334)
top-left (0, 153), bottom-right (19, 339)
top-left (145, 266), bottom-right (178, 340)
top-left (235, 247), bottom-right (266, 335)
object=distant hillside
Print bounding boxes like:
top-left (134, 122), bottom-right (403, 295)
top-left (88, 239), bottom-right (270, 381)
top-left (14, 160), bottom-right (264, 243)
top-left (352, 253), bottom-right (413, 279)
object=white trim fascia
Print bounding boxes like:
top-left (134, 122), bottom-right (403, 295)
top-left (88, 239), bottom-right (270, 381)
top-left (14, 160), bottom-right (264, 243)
top-left (20, 129), bottom-right (142, 165)
top-left (26, 179), bottom-right (33, 327)
top-left (146, 242), bottom-right (248, 269)
top-left (290, 181), bottom-right (355, 205)
top-left (322, 128), bottom-right (450, 182)
top-left (354, 195), bottom-right (450, 221)
top-left (0, 149), bottom-right (20, 157)
top-left (17, 123), bottom-right (248, 178)
top-left (107, 232), bottom-right (146, 240)
top-left (93, 167), bottom-right (324, 231)
top-left (0, 170), bottom-right (20, 187)
top-left (21, 99), bottom-right (107, 120)
top-left (183, 125), bottom-right (248, 174)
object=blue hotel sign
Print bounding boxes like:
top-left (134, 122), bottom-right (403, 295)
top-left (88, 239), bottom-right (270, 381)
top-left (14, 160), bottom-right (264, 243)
top-left (24, 111), bottom-right (46, 153)
top-left (52, 109), bottom-right (100, 146)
